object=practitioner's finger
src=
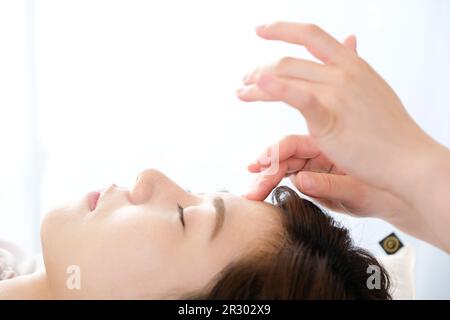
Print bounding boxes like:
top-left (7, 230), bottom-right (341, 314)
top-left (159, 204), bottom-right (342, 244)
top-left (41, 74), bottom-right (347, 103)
top-left (255, 21), bottom-right (348, 64)
top-left (242, 57), bottom-right (333, 86)
top-left (254, 74), bottom-right (333, 137)
top-left (342, 34), bottom-right (357, 53)
top-left (236, 84), bottom-right (277, 102)
top-left (291, 171), bottom-right (365, 204)
top-left (248, 135), bottom-right (320, 172)
top-left (244, 161), bottom-right (290, 201)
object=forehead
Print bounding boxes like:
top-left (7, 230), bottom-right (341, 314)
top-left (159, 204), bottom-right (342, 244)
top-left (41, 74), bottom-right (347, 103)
top-left (213, 192), bottom-right (282, 226)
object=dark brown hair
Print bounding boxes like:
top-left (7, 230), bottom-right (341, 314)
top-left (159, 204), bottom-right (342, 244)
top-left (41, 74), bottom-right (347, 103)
top-left (189, 186), bottom-right (391, 299)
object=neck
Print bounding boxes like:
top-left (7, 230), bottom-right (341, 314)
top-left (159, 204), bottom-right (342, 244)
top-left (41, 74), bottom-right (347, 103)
top-left (0, 271), bottom-right (55, 300)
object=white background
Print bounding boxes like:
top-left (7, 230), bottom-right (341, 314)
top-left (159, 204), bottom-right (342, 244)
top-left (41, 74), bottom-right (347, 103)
top-left (0, 0), bottom-right (449, 298)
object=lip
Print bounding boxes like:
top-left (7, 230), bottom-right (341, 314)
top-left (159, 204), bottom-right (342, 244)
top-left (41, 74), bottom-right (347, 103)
top-left (87, 190), bottom-right (102, 211)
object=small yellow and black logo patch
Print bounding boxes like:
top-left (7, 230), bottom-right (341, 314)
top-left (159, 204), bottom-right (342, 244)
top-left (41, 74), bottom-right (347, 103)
top-left (379, 232), bottom-right (404, 255)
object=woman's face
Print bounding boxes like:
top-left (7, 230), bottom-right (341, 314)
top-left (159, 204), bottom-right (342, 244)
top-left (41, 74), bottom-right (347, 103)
top-left (41, 168), bottom-right (282, 299)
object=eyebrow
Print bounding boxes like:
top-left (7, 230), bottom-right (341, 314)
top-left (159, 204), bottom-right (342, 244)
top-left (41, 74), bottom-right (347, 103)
top-left (210, 196), bottom-right (225, 241)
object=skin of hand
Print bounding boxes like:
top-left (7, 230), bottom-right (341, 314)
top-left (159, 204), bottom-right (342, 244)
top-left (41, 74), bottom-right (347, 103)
top-left (237, 21), bottom-right (450, 252)
top-left (245, 135), bottom-right (446, 250)
top-left (237, 21), bottom-right (441, 207)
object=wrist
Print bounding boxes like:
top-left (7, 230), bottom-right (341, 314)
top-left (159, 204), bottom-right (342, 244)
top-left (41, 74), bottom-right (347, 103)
top-left (399, 137), bottom-right (449, 206)
top-left (413, 141), bottom-right (450, 203)
top-left (420, 143), bottom-right (450, 251)
top-left (394, 136), bottom-right (450, 251)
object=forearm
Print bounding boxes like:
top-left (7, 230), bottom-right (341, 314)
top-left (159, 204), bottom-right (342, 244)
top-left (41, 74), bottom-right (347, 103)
top-left (417, 144), bottom-right (450, 252)
top-left (391, 137), bottom-right (450, 252)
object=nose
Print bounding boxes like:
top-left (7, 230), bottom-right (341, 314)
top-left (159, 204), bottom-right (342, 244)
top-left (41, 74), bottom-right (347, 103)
top-left (130, 168), bottom-right (172, 204)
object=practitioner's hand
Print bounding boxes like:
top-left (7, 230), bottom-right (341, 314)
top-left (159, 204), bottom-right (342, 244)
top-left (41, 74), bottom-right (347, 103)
top-left (245, 134), bottom-right (406, 218)
top-left (237, 21), bottom-right (440, 203)
top-left (245, 134), bottom-right (446, 249)
top-left (244, 33), bottom-right (358, 202)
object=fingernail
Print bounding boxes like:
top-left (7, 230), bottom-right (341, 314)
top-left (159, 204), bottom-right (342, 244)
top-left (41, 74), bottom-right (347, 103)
top-left (236, 87), bottom-right (244, 94)
top-left (242, 73), bottom-right (249, 83)
top-left (300, 174), bottom-right (314, 190)
top-left (255, 24), bottom-right (266, 33)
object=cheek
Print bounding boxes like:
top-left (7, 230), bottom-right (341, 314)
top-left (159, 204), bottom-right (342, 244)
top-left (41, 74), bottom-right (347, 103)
top-left (41, 203), bottom-right (214, 298)
top-left (183, 210), bottom-right (216, 241)
top-left (74, 209), bottom-right (186, 297)
top-left (100, 212), bottom-right (180, 265)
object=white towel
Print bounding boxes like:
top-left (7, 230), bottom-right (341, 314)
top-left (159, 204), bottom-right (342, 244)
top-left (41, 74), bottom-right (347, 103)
top-left (0, 240), bottom-right (43, 281)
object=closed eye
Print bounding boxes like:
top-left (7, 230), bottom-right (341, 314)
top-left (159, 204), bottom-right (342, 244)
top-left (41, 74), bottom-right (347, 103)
top-left (177, 203), bottom-right (185, 228)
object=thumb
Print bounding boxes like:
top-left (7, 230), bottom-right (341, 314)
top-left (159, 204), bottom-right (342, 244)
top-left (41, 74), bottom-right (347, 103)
top-left (343, 35), bottom-right (357, 53)
top-left (292, 171), bottom-right (364, 203)
top-left (244, 161), bottom-right (289, 201)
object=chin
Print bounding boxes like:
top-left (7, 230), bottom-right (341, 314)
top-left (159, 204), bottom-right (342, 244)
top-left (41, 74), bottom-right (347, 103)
top-left (40, 203), bottom-right (78, 250)
top-left (40, 208), bottom-right (61, 253)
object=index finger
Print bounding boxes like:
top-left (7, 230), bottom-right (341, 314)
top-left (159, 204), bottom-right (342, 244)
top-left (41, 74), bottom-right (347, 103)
top-left (256, 21), bottom-right (347, 64)
top-left (248, 135), bottom-right (321, 172)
